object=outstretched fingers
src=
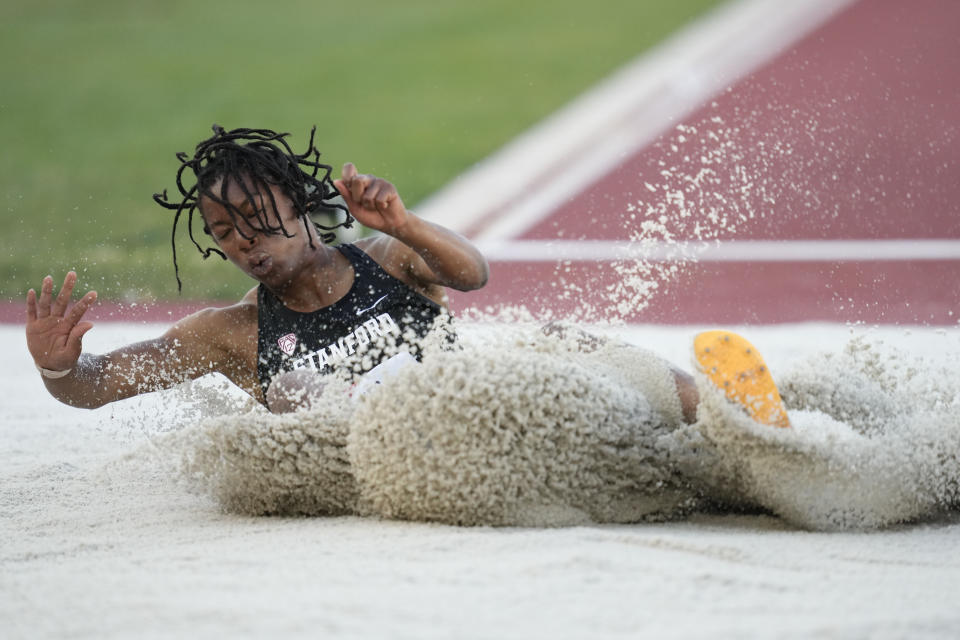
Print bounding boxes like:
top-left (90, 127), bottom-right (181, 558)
top-left (36, 275), bottom-right (54, 318)
top-left (26, 288), bottom-right (38, 322)
top-left (63, 290), bottom-right (98, 329)
top-left (68, 320), bottom-right (95, 348)
top-left (51, 271), bottom-right (78, 317)
top-left (25, 272), bottom-right (96, 370)
top-left (28, 272), bottom-right (92, 324)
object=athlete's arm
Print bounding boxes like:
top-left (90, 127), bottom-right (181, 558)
top-left (26, 272), bottom-right (243, 409)
top-left (333, 163), bottom-right (489, 293)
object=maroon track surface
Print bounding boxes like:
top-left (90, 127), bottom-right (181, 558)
top-left (458, 0), bottom-right (960, 324)
top-left (0, 299), bottom-right (218, 325)
top-left (449, 260), bottom-right (958, 325)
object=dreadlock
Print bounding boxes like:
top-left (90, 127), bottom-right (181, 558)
top-left (153, 125), bottom-right (353, 291)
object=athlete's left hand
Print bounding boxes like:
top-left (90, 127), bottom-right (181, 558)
top-left (333, 163), bottom-right (410, 236)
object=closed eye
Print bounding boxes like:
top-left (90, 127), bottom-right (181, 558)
top-left (208, 223), bottom-right (234, 241)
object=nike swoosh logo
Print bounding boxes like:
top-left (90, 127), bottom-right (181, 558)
top-left (356, 294), bottom-right (389, 316)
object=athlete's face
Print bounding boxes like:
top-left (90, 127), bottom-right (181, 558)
top-left (199, 175), bottom-right (314, 288)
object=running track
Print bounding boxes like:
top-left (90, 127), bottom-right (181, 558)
top-left (451, 0), bottom-right (960, 325)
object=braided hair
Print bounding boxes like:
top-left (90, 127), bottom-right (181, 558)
top-left (154, 125), bottom-right (353, 291)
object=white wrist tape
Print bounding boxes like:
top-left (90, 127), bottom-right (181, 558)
top-left (36, 364), bottom-right (73, 379)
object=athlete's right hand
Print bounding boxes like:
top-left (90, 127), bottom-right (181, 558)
top-left (26, 272), bottom-right (97, 372)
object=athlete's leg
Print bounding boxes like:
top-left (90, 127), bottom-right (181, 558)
top-left (541, 322), bottom-right (700, 425)
top-left (673, 368), bottom-right (700, 424)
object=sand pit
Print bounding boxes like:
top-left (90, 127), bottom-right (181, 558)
top-left (3, 322), bottom-right (960, 639)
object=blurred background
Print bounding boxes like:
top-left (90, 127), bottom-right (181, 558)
top-left (0, 0), bottom-right (721, 302)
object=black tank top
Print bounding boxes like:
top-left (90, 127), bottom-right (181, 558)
top-left (256, 243), bottom-right (448, 398)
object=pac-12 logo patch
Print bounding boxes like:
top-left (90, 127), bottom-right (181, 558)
top-left (277, 333), bottom-right (298, 356)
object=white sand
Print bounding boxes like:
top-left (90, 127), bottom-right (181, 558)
top-left (3, 322), bottom-right (960, 639)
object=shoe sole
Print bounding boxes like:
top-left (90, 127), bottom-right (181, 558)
top-left (693, 330), bottom-right (791, 428)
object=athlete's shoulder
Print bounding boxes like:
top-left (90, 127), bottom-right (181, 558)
top-left (353, 235), bottom-right (416, 277)
top-left (200, 287), bottom-right (258, 324)
top-left (351, 237), bottom-right (446, 305)
top-left (165, 290), bottom-right (258, 344)
top-left (346, 237), bottom-right (401, 281)
top-left (352, 236), bottom-right (391, 264)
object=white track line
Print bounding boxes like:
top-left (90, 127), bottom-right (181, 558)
top-left (477, 239), bottom-right (960, 262)
top-left (415, 0), bottom-right (857, 241)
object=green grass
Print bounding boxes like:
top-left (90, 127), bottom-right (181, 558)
top-left (1, 0), bottom-right (722, 300)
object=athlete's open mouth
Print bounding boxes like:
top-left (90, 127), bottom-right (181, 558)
top-left (249, 253), bottom-right (273, 277)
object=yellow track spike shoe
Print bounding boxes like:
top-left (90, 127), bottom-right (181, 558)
top-left (693, 330), bottom-right (791, 428)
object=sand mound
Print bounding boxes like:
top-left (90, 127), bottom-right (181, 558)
top-left (694, 337), bottom-right (960, 530)
top-left (177, 328), bottom-right (959, 531)
top-left (176, 400), bottom-right (359, 517)
top-left (348, 342), bottom-right (694, 526)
